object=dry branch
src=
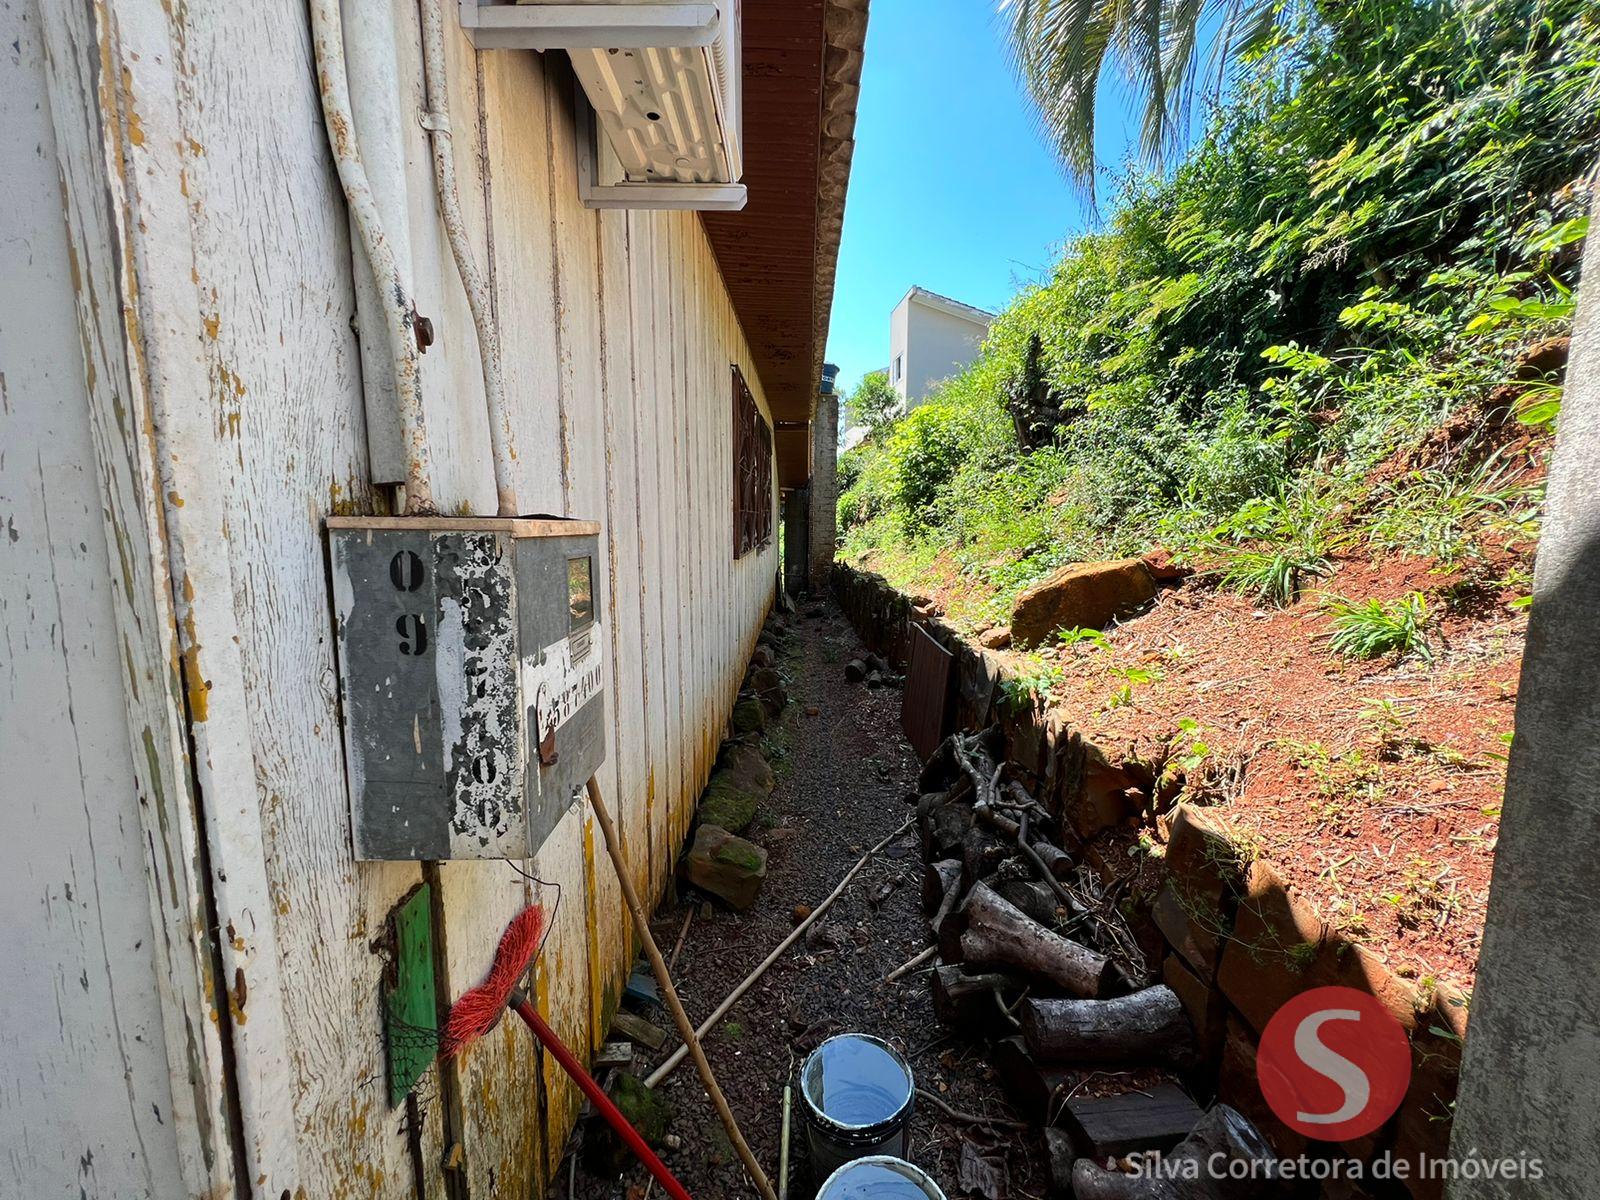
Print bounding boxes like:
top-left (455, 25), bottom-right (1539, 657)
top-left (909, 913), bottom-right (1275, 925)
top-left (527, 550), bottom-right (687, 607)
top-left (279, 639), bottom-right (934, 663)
top-left (644, 817), bottom-right (915, 1087)
top-left (960, 882), bottom-right (1112, 997)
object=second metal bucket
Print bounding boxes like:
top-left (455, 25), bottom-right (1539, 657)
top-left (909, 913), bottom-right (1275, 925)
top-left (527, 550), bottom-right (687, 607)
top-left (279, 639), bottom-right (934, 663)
top-left (798, 1034), bottom-right (916, 1183)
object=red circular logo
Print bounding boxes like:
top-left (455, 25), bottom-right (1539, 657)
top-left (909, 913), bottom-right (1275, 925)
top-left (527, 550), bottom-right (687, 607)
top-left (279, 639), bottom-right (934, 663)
top-left (1257, 986), bottom-right (1411, 1141)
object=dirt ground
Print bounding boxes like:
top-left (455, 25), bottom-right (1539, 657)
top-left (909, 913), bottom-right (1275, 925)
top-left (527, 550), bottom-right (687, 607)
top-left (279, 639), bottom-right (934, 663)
top-left (1040, 548), bottom-right (1524, 995)
top-left (849, 418), bottom-right (1547, 999)
top-left (557, 604), bottom-right (1048, 1200)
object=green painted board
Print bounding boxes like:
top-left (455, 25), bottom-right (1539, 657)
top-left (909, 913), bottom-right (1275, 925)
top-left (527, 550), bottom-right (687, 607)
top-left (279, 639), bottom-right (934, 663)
top-left (384, 883), bottom-right (438, 1106)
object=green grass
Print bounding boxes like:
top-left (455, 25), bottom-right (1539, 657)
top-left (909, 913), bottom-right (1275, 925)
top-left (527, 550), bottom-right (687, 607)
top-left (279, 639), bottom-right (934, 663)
top-left (1221, 547), bottom-right (1333, 607)
top-left (1324, 592), bottom-right (1432, 662)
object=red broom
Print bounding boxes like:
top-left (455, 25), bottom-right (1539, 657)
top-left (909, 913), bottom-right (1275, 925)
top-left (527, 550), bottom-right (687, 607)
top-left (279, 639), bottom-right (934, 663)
top-left (442, 905), bottom-right (694, 1200)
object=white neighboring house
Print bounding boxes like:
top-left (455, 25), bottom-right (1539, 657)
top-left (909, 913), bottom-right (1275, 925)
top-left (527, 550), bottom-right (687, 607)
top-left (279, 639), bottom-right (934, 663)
top-left (889, 286), bottom-right (996, 408)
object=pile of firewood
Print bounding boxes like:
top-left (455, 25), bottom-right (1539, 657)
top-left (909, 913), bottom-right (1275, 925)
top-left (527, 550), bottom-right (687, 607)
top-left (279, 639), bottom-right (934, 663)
top-left (911, 729), bottom-right (1287, 1199)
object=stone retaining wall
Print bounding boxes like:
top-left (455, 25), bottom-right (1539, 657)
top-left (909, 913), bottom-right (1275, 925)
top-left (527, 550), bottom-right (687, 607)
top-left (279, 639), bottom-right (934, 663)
top-left (833, 563), bottom-right (1466, 1198)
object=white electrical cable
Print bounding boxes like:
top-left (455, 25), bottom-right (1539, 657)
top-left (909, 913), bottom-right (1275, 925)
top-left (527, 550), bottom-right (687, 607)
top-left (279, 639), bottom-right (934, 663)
top-left (310, 0), bottom-right (437, 515)
top-left (418, 0), bottom-right (520, 517)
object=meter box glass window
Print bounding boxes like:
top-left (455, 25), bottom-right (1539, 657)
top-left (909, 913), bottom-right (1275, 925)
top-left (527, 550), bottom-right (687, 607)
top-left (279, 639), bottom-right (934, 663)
top-left (328, 516), bottom-right (607, 860)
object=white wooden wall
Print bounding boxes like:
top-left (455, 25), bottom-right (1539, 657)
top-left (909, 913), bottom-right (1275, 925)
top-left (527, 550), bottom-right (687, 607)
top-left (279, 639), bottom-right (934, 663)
top-left (3, 0), bottom-right (780, 1195)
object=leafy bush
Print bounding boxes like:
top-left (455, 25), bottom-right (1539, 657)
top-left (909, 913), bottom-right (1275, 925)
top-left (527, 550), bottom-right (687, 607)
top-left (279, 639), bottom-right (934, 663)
top-left (845, 370), bottom-right (901, 437)
top-left (838, 0), bottom-right (1596, 621)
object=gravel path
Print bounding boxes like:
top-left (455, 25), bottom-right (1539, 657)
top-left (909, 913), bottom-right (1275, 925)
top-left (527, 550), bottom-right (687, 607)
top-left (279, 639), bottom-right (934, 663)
top-left (558, 601), bottom-right (1044, 1200)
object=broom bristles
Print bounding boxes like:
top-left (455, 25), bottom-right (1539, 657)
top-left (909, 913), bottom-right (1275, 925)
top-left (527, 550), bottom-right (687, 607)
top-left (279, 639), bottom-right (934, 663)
top-left (441, 904), bottom-right (545, 1056)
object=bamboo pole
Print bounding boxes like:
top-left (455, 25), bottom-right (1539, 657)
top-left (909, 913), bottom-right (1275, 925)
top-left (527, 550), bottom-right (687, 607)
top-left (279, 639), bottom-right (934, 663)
top-left (645, 817), bottom-right (916, 1087)
top-left (584, 779), bottom-right (777, 1200)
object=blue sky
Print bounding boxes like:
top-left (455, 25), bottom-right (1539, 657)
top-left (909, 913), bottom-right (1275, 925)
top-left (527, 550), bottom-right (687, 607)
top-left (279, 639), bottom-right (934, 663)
top-left (824, 1), bottom-right (1143, 396)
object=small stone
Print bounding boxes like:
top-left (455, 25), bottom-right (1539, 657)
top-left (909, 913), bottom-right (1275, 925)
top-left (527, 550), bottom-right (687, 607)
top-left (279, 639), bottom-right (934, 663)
top-left (805, 705), bottom-right (820, 717)
top-left (747, 665), bottom-right (784, 696)
top-left (1141, 547), bottom-right (1191, 582)
top-left (682, 825), bottom-right (768, 909)
top-left (978, 625), bottom-right (1012, 650)
top-left (731, 697), bottom-right (767, 736)
top-left (719, 742), bottom-right (775, 792)
top-left (792, 903), bottom-right (813, 925)
top-left (751, 645), bottom-right (776, 669)
top-left (697, 773), bottom-right (763, 833)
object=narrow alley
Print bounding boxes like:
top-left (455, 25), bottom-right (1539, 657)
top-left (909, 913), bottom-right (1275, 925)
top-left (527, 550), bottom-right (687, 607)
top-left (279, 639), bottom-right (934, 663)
top-left (565, 603), bottom-right (1046, 1200)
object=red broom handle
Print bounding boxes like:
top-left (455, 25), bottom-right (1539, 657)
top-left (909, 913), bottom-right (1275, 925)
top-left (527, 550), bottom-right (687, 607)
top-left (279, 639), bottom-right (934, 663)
top-left (510, 991), bottom-right (695, 1200)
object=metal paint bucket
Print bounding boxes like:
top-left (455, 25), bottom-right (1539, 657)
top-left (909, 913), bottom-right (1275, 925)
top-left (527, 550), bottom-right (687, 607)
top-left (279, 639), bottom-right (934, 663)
top-left (799, 1034), bottom-right (916, 1183)
top-left (815, 1155), bottom-right (948, 1200)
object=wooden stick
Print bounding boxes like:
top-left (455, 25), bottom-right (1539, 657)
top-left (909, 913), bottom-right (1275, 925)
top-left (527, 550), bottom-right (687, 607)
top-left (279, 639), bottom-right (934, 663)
top-left (584, 779), bottom-right (778, 1200)
top-left (883, 944), bottom-right (938, 983)
top-left (778, 1080), bottom-right (793, 1200)
top-left (914, 1087), bottom-right (1028, 1131)
top-left (644, 817), bottom-right (916, 1087)
top-left (667, 905), bottom-right (695, 974)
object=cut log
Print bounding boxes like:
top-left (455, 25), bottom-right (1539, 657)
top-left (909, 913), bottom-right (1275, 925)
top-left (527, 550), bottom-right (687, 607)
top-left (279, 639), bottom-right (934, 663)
top-left (1067, 1163), bottom-right (1164, 1200)
top-left (975, 803), bottom-right (1082, 915)
top-left (930, 964), bottom-right (1028, 1033)
top-left (1020, 986), bottom-right (1195, 1066)
top-left (1165, 1104), bottom-right (1284, 1193)
top-left (992, 876), bottom-right (1063, 928)
top-left (923, 858), bottom-right (962, 917)
top-left (919, 791), bottom-right (974, 861)
top-left (992, 1035), bottom-right (1074, 1123)
top-left (1069, 1103), bottom-right (1288, 1199)
top-left (1061, 1083), bottom-right (1203, 1159)
top-left (1032, 840), bottom-right (1074, 882)
top-left (962, 826), bottom-right (1011, 886)
top-left (961, 882), bottom-right (1112, 998)
top-left (937, 901), bottom-right (970, 964)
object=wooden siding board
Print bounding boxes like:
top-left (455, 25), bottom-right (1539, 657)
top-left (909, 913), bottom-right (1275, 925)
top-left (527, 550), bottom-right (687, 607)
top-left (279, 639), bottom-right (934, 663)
top-left (9, 3), bottom-right (781, 1193)
top-left (599, 207), bottom-right (652, 913)
top-left (544, 59), bottom-right (625, 1060)
top-left (632, 212), bottom-right (674, 901)
top-left (1, 6), bottom-right (194, 1192)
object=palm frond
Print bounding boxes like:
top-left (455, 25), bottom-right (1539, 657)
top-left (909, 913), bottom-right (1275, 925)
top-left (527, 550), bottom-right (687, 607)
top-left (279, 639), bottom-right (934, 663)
top-left (1001, 0), bottom-right (1299, 190)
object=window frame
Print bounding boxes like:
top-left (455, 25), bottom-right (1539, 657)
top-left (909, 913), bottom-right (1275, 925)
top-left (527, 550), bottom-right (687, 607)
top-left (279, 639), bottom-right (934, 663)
top-left (731, 365), bottom-right (773, 558)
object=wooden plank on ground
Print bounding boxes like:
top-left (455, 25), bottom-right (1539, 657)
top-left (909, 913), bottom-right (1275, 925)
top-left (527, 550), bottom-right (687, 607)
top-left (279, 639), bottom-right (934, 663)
top-left (1062, 1083), bottom-right (1204, 1159)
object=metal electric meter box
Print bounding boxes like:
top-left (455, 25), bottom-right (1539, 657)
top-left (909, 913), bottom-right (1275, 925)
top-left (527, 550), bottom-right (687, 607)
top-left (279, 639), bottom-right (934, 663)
top-left (328, 515), bottom-right (606, 861)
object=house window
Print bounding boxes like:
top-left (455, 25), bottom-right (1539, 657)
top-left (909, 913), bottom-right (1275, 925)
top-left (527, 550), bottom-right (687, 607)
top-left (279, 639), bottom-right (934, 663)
top-left (731, 365), bottom-right (772, 558)
top-left (892, 354), bottom-right (903, 383)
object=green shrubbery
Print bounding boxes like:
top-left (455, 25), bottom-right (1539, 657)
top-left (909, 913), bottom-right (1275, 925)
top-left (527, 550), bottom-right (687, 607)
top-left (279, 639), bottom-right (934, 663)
top-left (839, 0), bottom-right (1597, 624)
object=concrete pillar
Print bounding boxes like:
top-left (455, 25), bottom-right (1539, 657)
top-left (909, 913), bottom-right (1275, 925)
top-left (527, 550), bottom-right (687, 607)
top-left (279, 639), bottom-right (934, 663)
top-left (1447, 193), bottom-right (1600, 1196)
top-left (808, 363), bottom-right (840, 593)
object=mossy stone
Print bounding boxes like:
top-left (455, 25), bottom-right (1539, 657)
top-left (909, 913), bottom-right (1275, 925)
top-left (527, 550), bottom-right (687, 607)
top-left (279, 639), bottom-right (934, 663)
top-left (712, 838), bottom-right (764, 873)
top-left (698, 774), bottom-right (760, 833)
top-left (682, 824), bottom-right (768, 909)
top-left (731, 697), bottom-right (768, 736)
top-left (586, 1074), bottom-right (674, 1175)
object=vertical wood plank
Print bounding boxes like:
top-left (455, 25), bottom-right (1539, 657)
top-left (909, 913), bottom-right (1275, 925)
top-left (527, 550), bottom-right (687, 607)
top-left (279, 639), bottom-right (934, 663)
top-left (599, 207), bottom-right (651, 908)
top-left (3, 5), bottom-right (195, 1192)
